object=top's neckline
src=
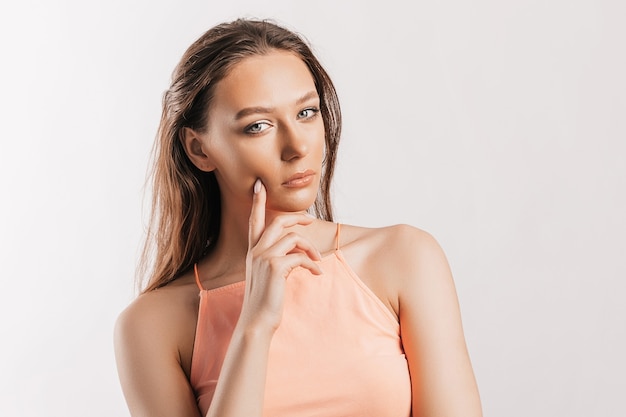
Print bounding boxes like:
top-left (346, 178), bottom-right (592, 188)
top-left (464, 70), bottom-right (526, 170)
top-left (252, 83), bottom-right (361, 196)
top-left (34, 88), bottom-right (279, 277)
top-left (197, 249), bottom-right (342, 294)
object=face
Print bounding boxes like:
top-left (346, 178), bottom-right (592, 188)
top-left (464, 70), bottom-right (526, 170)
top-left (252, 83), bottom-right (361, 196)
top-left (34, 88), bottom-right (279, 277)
top-left (186, 50), bottom-right (325, 214)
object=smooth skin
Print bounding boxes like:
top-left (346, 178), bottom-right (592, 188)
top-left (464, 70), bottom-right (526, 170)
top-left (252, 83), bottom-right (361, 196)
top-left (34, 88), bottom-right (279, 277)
top-left (114, 50), bottom-right (482, 417)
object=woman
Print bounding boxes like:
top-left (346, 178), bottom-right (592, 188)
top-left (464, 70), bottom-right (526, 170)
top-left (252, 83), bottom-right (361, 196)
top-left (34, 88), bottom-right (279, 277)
top-left (114, 18), bottom-right (482, 417)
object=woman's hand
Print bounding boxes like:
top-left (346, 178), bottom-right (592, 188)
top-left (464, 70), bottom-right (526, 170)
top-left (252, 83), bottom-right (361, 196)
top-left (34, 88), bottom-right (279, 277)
top-left (205, 179), bottom-right (323, 417)
top-left (238, 178), bottom-right (323, 333)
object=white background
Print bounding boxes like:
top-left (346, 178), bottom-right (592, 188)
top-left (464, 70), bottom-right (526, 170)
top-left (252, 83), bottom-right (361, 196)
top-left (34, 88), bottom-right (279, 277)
top-left (1, 1), bottom-right (624, 416)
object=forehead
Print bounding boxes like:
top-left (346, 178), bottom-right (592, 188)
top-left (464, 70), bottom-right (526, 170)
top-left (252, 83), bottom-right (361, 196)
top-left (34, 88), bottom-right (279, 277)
top-left (212, 50), bottom-right (318, 113)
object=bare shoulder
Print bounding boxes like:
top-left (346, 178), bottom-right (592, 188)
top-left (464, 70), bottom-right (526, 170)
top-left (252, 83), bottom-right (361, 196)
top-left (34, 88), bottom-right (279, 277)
top-left (114, 276), bottom-right (200, 377)
top-left (114, 276), bottom-right (202, 416)
top-left (116, 280), bottom-right (197, 336)
top-left (338, 223), bottom-right (449, 318)
top-left (340, 223), bottom-right (445, 270)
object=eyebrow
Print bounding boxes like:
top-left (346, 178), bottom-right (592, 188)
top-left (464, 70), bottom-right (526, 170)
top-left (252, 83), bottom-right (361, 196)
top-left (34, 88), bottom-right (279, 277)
top-left (233, 90), bottom-right (319, 120)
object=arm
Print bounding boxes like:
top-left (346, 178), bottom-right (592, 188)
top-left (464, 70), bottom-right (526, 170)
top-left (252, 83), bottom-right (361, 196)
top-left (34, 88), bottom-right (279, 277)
top-left (395, 226), bottom-right (482, 417)
top-left (114, 298), bottom-right (201, 417)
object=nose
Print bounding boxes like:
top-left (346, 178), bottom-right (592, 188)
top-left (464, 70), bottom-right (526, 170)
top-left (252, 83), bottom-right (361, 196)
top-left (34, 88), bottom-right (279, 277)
top-left (280, 121), bottom-right (309, 162)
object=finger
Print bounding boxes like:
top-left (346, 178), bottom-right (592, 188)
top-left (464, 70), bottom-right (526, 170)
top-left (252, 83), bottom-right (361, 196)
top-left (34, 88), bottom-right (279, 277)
top-left (255, 213), bottom-right (314, 250)
top-left (248, 179), bottom-right (266, 248)
top-left (266, 232), bottom-right (322, 262)
top-left (275, 253), bottom-right (324, 277)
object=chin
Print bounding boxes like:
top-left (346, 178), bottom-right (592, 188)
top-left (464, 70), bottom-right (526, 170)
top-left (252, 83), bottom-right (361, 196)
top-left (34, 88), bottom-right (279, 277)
top-left (266, 191), bottom-right (318, 213)
top-left (267, 202), bottom-right (317, 214)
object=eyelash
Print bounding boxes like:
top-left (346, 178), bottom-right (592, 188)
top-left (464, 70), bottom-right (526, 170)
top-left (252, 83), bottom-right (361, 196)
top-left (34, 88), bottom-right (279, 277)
top-left (298, 107), bottom-right (320, 119)
top-left (243, 107), bottom-right (320, 135)
top-left (244, 121), bottom-right (270, 134)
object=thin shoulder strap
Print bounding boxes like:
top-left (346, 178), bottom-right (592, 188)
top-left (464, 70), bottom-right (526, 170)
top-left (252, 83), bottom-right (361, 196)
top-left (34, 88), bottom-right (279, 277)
top-left (335, 223), bottom-right (342, 251)
top-left (193, 263), bottom-right (205, 291)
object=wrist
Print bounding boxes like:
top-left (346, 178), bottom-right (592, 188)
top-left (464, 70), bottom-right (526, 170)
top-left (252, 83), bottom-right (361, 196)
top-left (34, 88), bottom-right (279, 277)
top-left (233, 317), bottom-right (277, 344)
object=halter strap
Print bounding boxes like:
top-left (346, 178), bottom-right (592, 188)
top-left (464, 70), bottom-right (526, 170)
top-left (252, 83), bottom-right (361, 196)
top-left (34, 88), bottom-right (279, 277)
top-left (335, 223), bottom-right (342, 251)
top-left (194, 263), bottom-right (204, 291)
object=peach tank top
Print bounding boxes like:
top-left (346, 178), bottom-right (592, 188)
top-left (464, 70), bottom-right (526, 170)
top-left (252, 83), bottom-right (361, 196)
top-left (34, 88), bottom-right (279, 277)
top-left (190, 224), bottom-right (411, 416)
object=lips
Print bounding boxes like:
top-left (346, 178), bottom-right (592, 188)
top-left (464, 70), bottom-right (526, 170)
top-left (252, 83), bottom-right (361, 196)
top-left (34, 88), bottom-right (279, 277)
top-left (282, 169), bottom-right (316, 187)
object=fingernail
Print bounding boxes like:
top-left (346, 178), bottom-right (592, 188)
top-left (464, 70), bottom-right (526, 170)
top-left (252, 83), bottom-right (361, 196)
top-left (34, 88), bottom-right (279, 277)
top-left (254, 179), bottom-right (261, 194)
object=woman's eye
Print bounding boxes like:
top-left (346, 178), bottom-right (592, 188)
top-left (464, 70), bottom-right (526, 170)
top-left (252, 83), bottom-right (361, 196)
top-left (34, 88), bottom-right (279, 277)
top-left (245, 121), bottom-right (271, 134)
top-left (298, 107), bottom-right (319, 119)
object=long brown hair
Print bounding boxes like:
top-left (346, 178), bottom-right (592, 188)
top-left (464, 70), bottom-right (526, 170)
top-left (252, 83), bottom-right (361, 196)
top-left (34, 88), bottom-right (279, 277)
top-left (138, 18), bottom-right (342, 292)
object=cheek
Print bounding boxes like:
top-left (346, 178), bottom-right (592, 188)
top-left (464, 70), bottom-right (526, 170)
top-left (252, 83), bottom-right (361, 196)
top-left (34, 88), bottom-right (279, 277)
top-left (315, 134), bottom-right (326, 164)
top-left (215, 144), bottom-right (277, 185)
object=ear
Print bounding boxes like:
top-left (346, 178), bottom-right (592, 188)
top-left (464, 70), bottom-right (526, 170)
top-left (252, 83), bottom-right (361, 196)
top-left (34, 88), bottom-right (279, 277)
top-left (181, 127), bottom-right (216, 172)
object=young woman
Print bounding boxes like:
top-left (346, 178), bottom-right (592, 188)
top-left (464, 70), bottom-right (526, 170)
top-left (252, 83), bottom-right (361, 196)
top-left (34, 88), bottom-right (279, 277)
top-left (114, 18), bottom-right (482, 417)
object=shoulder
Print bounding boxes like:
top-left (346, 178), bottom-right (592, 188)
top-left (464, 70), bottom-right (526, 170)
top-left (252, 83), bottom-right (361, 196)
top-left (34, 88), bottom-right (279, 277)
top-left (338, 223), bottom-right (449, 317)
top-left (114, 278), bottom-right (205, 416)
top-left (340, 222), bottom-right (444, 268)
top-left (115, 281), bottom-right (197, 336)
top-left (362, 225), bottom-right (458, 324)
top-left (114, 278), bottom-right (200, 374)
